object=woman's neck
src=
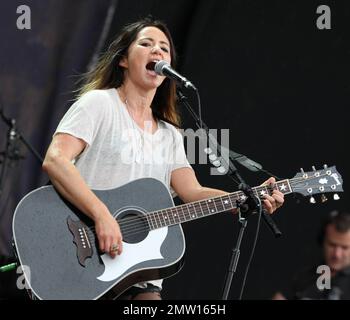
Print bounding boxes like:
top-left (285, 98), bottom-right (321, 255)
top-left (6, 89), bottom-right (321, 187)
top-left (118, 81), bottom-right (156, 118)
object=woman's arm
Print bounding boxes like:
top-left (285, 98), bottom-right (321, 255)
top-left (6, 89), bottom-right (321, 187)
top-left (171, 167), bottom-right (284, 213)
top-left (42, 133), bottom-right (123, 257)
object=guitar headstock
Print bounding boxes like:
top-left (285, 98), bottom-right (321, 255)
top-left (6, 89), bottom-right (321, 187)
top-left (290, 165), bottom-right (344, 203)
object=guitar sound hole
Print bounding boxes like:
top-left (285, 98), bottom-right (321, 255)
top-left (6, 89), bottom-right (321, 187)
top-left (117, 210), bottom-right (149, 244)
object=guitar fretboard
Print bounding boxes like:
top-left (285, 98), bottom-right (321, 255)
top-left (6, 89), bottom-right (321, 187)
top-left (146, 179), bottom-right (292, 230)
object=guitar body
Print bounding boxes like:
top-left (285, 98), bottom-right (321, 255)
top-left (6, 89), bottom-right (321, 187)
top-left (12, 178), bottom-right (185, 300)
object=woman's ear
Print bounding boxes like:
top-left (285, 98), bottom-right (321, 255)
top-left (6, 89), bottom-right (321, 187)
top-left (119, 56), bottom-right (128, 68)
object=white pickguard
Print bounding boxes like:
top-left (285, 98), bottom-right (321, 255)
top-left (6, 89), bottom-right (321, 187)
top-left (97, 227), bottom-right (168, 282)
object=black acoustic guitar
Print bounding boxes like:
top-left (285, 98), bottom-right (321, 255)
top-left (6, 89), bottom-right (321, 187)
top-left (12, 166), bottom-right (343, 299)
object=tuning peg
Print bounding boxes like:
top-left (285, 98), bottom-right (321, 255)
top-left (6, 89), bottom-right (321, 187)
top-left (333, 193), bottom-right (340, 201)
top-left (301, 168), bottom-right (308, 179)
top-left (321, 194), bottom-right (328, 203)
top-left (323, 164), bottom-right (328, 169)
top-left (312, 166), bottom-right (316, 171)
top-left (309, 196), bottom-right (316, 204)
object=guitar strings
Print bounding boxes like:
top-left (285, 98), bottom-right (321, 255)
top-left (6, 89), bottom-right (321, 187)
top-left (84, 173), bottom-right (338, 240)
top-left (89, 171), bottom-right (332, 235)
top-left (85, 184), bottom-right (337, 243)
top-left (92, 174), bottom-right (336, 235)
top-left (86, 173), bottom-right (335, 238)
top-left (85, 185), bottom-right (330, 240)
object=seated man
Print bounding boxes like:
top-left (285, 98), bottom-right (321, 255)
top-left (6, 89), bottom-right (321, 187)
top-left (273, 210), bottom-right (350, 300)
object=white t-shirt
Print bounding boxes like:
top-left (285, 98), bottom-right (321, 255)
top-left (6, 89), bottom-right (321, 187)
top-left (55, 88), bottom-right (192, 289)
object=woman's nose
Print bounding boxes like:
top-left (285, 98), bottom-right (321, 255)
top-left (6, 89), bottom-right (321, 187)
top-left (151, 45), bottom-right (162, 54)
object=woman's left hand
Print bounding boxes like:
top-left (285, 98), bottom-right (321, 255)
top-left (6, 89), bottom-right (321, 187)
top-left (261, 177), bottom-right (284, 214)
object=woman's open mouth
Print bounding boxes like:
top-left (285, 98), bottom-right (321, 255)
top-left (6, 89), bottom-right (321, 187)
top-left (146, 61), bottom-right (158, 76)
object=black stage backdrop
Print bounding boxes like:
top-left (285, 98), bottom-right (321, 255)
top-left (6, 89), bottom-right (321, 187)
top-left (0, 0), bottom-right (349, 300)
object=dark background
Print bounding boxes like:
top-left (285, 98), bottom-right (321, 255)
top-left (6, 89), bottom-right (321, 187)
top-left (0, 0), bottom-right (349, 300)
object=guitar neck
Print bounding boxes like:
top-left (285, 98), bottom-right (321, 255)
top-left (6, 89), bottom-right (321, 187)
top-left (146, 179), bottom-right (293, 230)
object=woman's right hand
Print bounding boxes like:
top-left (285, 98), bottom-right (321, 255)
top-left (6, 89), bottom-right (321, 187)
top-left (94, 210), bottom-right (123, 258)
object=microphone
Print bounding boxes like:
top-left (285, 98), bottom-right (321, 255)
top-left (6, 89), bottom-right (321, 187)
top-left (153, 60), bottom-right (197, 90)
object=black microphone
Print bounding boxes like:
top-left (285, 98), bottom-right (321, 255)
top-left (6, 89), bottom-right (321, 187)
top-left (153, 60), bottom-right (197, 90)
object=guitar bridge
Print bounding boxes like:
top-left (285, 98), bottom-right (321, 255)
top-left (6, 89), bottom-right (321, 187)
top-left (67, 217), bottom-right (93, 267)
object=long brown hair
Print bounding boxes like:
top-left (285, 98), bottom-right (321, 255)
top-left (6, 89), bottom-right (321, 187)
top-left (77, 17), bottom-right (180, 127)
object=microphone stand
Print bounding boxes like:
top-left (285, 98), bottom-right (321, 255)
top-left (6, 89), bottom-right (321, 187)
top-left (0, 108), bottom-right (43, 198)
top-left (0, 107), bottom-right (43, 299)
top-left (177, 89), bottom-right (282, 299)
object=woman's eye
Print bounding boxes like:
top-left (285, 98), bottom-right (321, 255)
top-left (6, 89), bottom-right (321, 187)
top-left (161, 47), bottom-right (169, 53)
top-left (140, 42), bottom-right (151, 47)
